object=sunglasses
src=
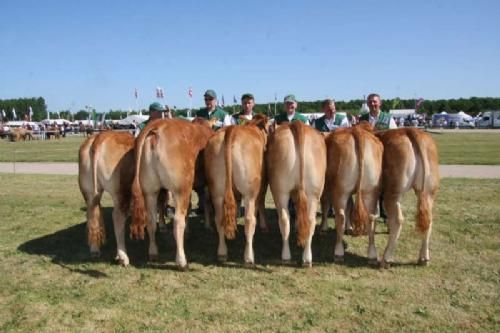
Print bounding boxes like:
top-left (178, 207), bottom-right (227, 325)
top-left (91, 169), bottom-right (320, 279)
top-left (204, 98), bottom-right (214, 101)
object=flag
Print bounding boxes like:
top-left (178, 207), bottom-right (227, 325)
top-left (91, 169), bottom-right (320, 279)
top-left (134, 88), bottom-right (138, 99)
top-left (47, 109), bottom-right (50, 120)
top-left (1, 109), bottom-right (5, 120)
top-left (57, 112), bottom-right (61, 119)
top-left (12, 108), bottom-right (16, 120)
top-left (268, 103), bottom-right (271, 115)
top-left (188, 87), bottom-right (193, 98)
top-left (156, 87), bottom-right (164, 98)
top-left (221, 95), bottom-right (225, 107)
top-left (233, 95), bottom-right (237, 104)
top-left (415, 98), bottom-right (424, 111)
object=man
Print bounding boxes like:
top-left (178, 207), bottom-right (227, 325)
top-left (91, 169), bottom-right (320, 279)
top-left (313, 99), bottom-right (350, 132)
top-left (138, 102), bottom-right (166, 132)
top-left (359, 93), bottom-right (397, 130)
top-left (196, 89), bottom-right (231, 128)
top-left (231, 93), bottom-right (256, 125)
top-left (274, 94), bottom-right (309, 125)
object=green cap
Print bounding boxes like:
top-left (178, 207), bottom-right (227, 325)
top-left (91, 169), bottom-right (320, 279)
top-left (149, 102), bottom-right (166, 112)
top-left (204, 89), bottom-right (217, 99)
top-left (284, 94), bottom-right (297, 103)
top-left (241, 93), bottom-right (254, 100)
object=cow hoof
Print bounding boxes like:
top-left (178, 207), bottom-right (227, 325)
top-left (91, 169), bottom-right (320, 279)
top-left (177, 264), bottom-right (189, 272)
top-left (158, 224), bottom-right (168, 234)
top-left (115, 255), bottom-right (130, 267)
top-left (417, 258), bottom-right (429, 266)
top-left (244, 261), bottom-right (256, 268)
top-left (281, 259), bottom-right (292, 266)
top-left (90, 251), bottom-right (101, 260)
top-left (149, 254), bottom-right (159, 262)
top-left (380, 260), bottom-right (392, 269)
top-left (334, 256), bottom-right (344, 264)
top-left (217, 255), bottom-right (228, 263)
top-left (368, 258), bottom-right (379, 266)
top-left (302, 261), bottom-right (312, 268)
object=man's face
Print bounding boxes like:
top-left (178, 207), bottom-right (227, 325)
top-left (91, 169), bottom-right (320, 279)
top-left (323, 101), bottom-right (336, 118)
top-left (150, 110), bottom-right (162, 120)
top-left (368, 96), bottom-right (381, 114)
top-left (242, 98), bottom-right (254, 114)
top-left (204, 96), bottom-right (217, 110)
top-left (285, 101), bottom-right (297, 115)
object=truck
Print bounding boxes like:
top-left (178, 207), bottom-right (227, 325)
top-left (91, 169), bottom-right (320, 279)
top-left (476, 111), bottom-right (500, 128)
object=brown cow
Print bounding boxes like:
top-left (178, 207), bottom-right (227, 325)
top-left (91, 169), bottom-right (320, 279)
top-left (266, 121), bottom-right (326, 267)
top-left (130, 118), bottom-right (213, 269)
top-left (320, 126), bottom-right (383, 264)
top-left (78, 131), bottom-right (135, 266)
top-left (204, 115), bottom-right (269, 265)
top-left (377, 128), bottom-right (439, 268)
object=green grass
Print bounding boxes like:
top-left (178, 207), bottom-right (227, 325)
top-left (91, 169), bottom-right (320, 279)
top-left (0, 174), bottom-right (499, 332)
top-left (430, 131), bottom-right (500, 165)
top-left (1, 131), bottom-right (500, 164)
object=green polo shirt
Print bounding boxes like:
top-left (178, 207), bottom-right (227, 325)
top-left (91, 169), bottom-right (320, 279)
top-left (196, 106), bottom-right (228, 122)
top-left (359, 111), bottom-right (393, 130)
top-left (314, 114), bottom-right (347, 132)
top-left (274, 112), bottom-right (309, 125)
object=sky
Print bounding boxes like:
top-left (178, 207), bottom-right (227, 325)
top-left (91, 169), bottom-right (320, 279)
top-left (1, 0), bottom-right (499, 112)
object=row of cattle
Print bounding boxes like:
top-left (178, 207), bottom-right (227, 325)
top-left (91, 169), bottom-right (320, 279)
top-left (78, 116), bottom-right (439, 269)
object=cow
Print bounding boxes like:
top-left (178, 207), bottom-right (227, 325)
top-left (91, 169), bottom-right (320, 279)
top-left (320, 126), bottom-right (384, 264)
top-left (266, 121), bottom-right (326, 267)
top-left (204, 115), bottom-right (269, 266)
top-left (377, 128), bottom-right (440, 268)
top-left (78, 131), bottom-right (135, 266)
top-left (130, 118), bottom-right (214, 269)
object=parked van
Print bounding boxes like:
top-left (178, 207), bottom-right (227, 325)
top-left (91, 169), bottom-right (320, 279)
top-left (476, 111), bottom-right (500, 128)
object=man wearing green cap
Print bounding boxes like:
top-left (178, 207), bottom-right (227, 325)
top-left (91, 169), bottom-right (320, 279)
top-left (313, 99), bottom-right (350, 132)
top-left (196, 89), bottom-right (231, 128)
top-left (359, 93), bottom-right (397, 130)
top-left (230, 93), bottom-right (257, 125)
top-left (138, 102), bottom-right (166, 132)
top-left (274, 94), bottom-right (309, 125)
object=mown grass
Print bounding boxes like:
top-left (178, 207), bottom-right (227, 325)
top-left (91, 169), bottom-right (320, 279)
top-left (429, 131), bottom-right (500, 165)
top-left (0, 174), bottom-right (499, 332)
top-left (1, 131), bottom-right (500, 164)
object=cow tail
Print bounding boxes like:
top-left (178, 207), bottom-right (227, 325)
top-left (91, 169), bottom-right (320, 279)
top-left (290, 122), bottom-right (309, 247)
top-left (407, 129), bottom-right (431, 234)
top-left (86, 136), bottom-right (105, 247)
top-left (350, 127), bottom-right (369, 236)
top-left (130, 126), bottom-right (154, 240)
top-left (222, 126), bottom-right (238, 239)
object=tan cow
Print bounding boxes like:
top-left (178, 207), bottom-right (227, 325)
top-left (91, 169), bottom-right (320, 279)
top-left (320, 126), bottom-right (383, 264)
top-left (78, 131), bottom-right (135, 266)
top-left (204, 115), bottom-right (269, 265)
top-left (130, 118), bottom-right (213, 269)
top-left (377, 128), bottom-right (439, 268)
top-left (266, 121), bottom-right (326, 267)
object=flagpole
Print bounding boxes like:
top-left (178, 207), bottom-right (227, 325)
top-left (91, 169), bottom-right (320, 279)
top-left (274, 93), bottom-right (277, 116)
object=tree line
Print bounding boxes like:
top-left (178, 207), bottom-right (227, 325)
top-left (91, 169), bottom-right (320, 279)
top-left (2, 96), bottom-right (500, 122)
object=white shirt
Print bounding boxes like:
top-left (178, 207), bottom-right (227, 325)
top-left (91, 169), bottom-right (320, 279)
top-left (324, 114), bottom-right (350, 131)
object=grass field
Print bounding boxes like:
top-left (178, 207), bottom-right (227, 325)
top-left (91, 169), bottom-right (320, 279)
top-left (0, 174), bottom-right (499, 332)
top-left (1, 131), bottom-right (500, 165)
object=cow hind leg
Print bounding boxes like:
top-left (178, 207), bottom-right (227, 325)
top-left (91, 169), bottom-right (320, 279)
top-left (302, 198), bottom-right (319, 267)
top-left (112, 204), bottom-right (129, 267)
top-left (145, 193), bottom-right (159, 261)
top-left (172, 190), bottom-right (191, 270)
top-left (418, 193), bottom-right (434, 265)
top-left (333, 194), bottom-right (351, 263)
top-left (363, 191), bottom-right (379, 265)
top-left (381, 193), bottom-right (404, 268)
top-left (213, 197), bottom-right (228, 262)
top-left (275, 194), bottom-right (292, 263)
top-left (243, 198), bottom-right (257, 266)
top-left (319, 192), bottom-right (330, 234)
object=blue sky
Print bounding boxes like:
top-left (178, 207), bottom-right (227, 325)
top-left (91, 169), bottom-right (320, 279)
top-left (1, 0), bottom-right (499, 112)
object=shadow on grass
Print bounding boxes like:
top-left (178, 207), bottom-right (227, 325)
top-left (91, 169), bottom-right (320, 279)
top-left (18, 206), bottom-right (377, 273)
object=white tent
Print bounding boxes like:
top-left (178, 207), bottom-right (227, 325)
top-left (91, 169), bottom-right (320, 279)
top-left (41, 118), bottom-right (70, 125)
top-left (117, 114), bottom-right (148, 126)
top-left (457, 111), bottom-right (473, 120)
